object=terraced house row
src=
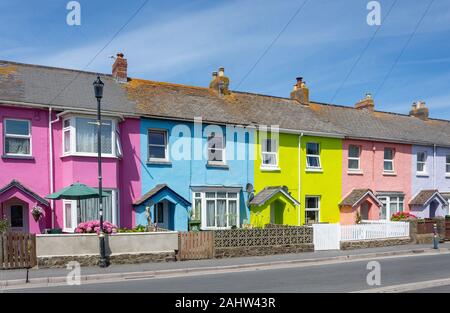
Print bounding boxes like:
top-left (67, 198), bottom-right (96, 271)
top-left (1, 54), bottom-right (449, 233)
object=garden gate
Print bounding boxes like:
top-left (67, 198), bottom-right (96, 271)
top-left (313, 224), bottom-right (341, 251)
top-left (177, 231), bottom-right (214, 260)
top-left (0, 232), bottom-right (37, 269)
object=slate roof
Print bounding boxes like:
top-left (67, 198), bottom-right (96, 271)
top-left (249, 186), bottom-right (300, 207)
top-left (133, 184), bottom-right (190, 206)
top-left (340, 189), bottom-right (381, 207)
top-left (1, 60), bottom-right (450, 146)
top-left (409, 190), bottom-right (447, 206)
top-left (0, 180), bottom-right (50, 206)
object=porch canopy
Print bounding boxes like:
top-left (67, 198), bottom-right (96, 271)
top-left (0, 180), bottom-right (49, 206)
top-left (249, 186), bottom-right (300, 207)
top-left (409, 190), bottom-right (448, 207)
top-left (339, 189), bottom-right (382, 209)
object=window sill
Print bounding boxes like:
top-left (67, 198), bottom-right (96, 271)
top-left (446, 174), bottom-right (450, 179)
top-left (383, 171), bottom-right (397, 176)
top-left (206, 162), bottom-right (229, 169)
top-left (416, 173), bottom-right (429, 177)
top-left (260, 166), bottom-right (281, 172)
top-left (2, 154), bottom-right (35, 160)
top-left (305, 168), bottom-right (323, 173)
top-left (147, 160), bottom-right (172, 166)
top-left (61, 153), bottom-right (118, 159)
top-left (347, 170), bottom-right (363, 175)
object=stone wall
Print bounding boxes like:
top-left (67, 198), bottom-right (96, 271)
top-left (340, 237), bottom-right (411, 250)
top-left (38, 252), bottom-right (176, 268)
top-left (410, 219), bottom-right (441, 244)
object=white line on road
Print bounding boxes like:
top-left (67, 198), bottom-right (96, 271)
top-left (354, 277), bottom-right (450, 293)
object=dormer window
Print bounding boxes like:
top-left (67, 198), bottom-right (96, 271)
top-left (62, 116), bottom-right (119, 157)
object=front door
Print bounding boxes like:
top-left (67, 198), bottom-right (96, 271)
top-left (155, 201), bottom-right (169, 230)
top-left (6, 204), bottom-right (28, 232)
top-left (270, 202), bottom-right (284, 225)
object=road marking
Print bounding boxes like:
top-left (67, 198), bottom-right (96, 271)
top-left (354, 277), bottom-right (450, 293)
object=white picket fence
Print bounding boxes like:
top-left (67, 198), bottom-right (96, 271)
top-left (312, 221), bottom-right (410, 250)
top-left (341, 221), bottom-right (410, 241)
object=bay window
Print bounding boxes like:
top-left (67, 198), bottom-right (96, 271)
top-left (378, 195), bottom-right (404, 220)
top-left (195, 190), bottom-right (239, 229)
top-left (62, 116), bottom-right (119, 157)
top-left (4, 119), bottom-right (31, 156)
top-left (63, 189), bottom-right (118, 232)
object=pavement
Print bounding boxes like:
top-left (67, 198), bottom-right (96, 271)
top-left (6, 250), bottom-right (450, 293)
top-left (1, 242), bottom-right (449, 289)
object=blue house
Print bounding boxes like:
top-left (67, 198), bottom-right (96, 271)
top-left (136, 117), bottom-right (255, 231)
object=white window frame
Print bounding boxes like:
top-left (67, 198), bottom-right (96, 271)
top-left (348, 145), bottom-right (361, 171)
top-left (148, 129), bottom-right (169, 162)
top-left (378, 195), bottom-right (404, 220)
top-left (261, 138), bottom-right (278, 168)
top-left (192, 192), bottom-right (202, 220)
top-left (3, 118), bottom-right (32, 157)
top-left (62, 115), bottom-right (118, 158)
top-left (306, 142), bottom-right (321, 169)
top-left (416, 151), bottom-right (427, 175)
top-left (207, 133), bottom-right (226, 164)
top-left (446, 155), bottom-right (450, 176)
top-left (197, 190), bottom-right (240, 230)
top-left (383, 148), bottom-right (395, 173)
top-left (63, 189), bottom-right (118, 233)
top-left (305, 196), bottom-right (320, 224)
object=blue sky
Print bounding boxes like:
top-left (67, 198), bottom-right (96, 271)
top-left (1, 0), bottom-right (450, 119)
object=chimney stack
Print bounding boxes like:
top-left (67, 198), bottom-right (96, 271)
top-left (112, 53), bottom-right (128, 83)
top-left (290, 77), bottom-right (309, 105)
top-left (355, 93), bottom-right (375, 111)
top-left (209, 67), bottom-right (230, 96)
top-left (409, 101), bottom-right (429, 120)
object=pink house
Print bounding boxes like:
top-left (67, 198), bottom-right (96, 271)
top-left (340, 139), bottom-right (412, 224)
top-left (0, 58), bottom-right (141, 233)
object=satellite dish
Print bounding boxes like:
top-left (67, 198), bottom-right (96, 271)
top-left (246, 183), bottom-right (254, 193)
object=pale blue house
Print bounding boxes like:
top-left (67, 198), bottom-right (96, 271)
top-left (135, 117), bottom-right (255, 231)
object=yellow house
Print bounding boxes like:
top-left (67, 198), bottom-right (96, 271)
top-left (250, 130), bottom-right (342, 227)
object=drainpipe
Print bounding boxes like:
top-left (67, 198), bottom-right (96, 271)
top-left (433, 144), bottom-right (437, 189)
top-left (49, 107), bottom-right (61, 229)
top-left (298, 133), bottom-right (304, 226)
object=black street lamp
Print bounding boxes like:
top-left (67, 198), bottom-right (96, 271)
top-left (93, 76), bottom-right (109, 268)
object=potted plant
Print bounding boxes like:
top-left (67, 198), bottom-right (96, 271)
top-left (0, 217), bottom-right (8, 233)
top-left (31, 206), bottom-right (44, 222)
top-left (188, 209), bottom-right (201, 231)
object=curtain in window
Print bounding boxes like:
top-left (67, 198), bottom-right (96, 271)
top-left (228, 200), bottom-right (237, 227)
top-left (217, 200), bottom-right (226, 227)
top-left (76, 118), bottom-right (112, 154)
top-left (5, 138), bottom-right (30, 154)
top-left (206, 200), bottom-right (215, 227)
top-left (77, 190), bottom-right (113, 224)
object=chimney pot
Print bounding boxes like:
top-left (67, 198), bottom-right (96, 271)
top-left (290, 76), bottom-right (309, 105)
top-left (355, 92), bottom-right (375, 111)
top-left (218, 67), bottom-right (225, 77)
top-left (112, 52), bottom-right (127, 83)
top-left (209, 67), bottom-right (230, 95)
top-left (410, 101), bottom-right (429, 120)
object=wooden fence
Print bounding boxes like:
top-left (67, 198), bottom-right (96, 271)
top-left (177, 231), bottom-right (214, 261)
top-left (0, 232), bottom-right (37, 270)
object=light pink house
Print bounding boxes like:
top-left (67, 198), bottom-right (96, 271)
top-left (340, 139), bottom-right (412, 224)
top-left (0, 58), bottom-right (141, 233)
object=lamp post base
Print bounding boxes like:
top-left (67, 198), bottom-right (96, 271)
top-left (98, 233), bottom-right (110, 268)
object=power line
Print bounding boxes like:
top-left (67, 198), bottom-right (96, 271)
top-left (330, 0), bottom-right (398, 103)
top-left (235, 0), bottom-right (309, 89)
top-left (374, 0), bottom-right (435, 97)
top-left (48, 0), bottom-right (150, 105)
